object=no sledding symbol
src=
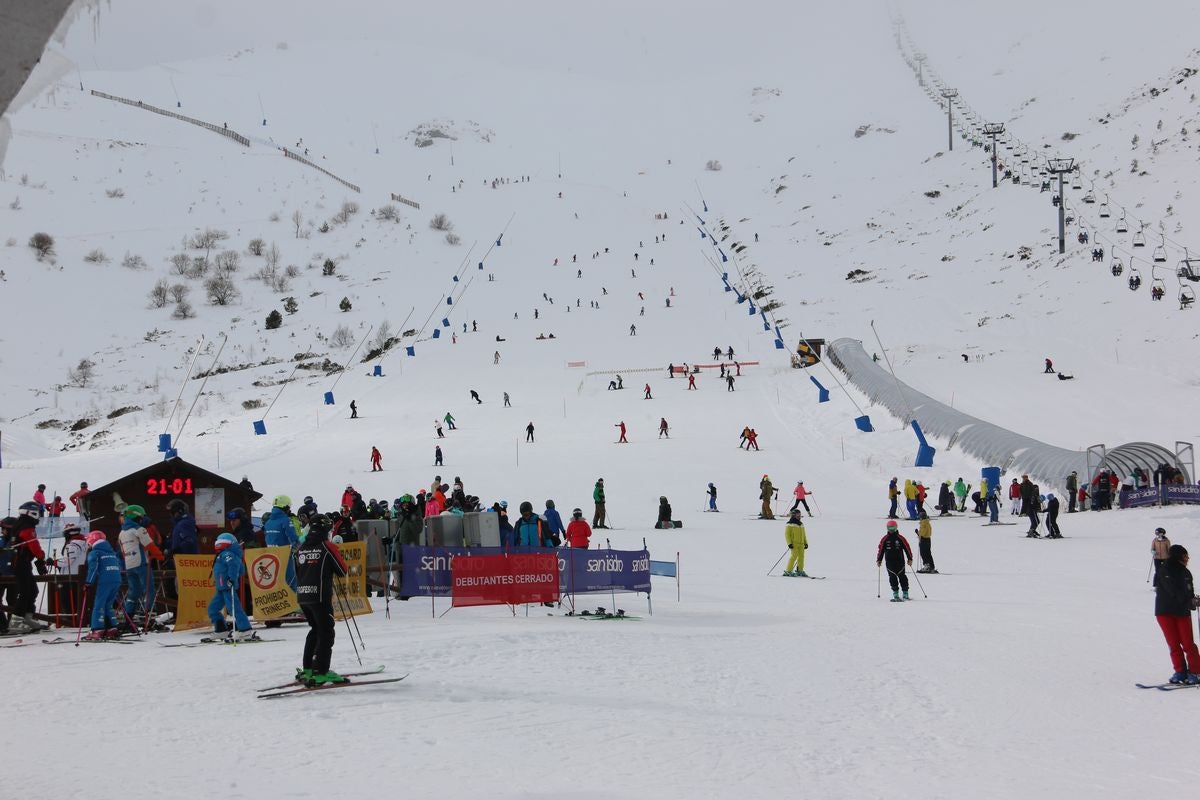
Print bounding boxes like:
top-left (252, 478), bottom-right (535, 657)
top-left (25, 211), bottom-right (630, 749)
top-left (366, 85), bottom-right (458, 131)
top-left (251, 553), bottom-right (280, 590)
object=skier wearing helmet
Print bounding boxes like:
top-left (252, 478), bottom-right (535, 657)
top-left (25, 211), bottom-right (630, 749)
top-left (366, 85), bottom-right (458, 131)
top-left (8, 503), bottom-right (49, 632)
top-left (876, 520), bottom-right (914, 601)
top-left (294, 515), bottom-right (349, 685)
top-left (84, 531), bottom-right (123, 640)
top-left (265, 495), bottom-right (300, 593)
top-left (118, 504), bottom-right (164, 627)
top-left (759, 475), bottom-right (776, 519)
top-left (165, 499), bottom-right (198, 558)
top-left (210, 533), bottom-right (253, 639)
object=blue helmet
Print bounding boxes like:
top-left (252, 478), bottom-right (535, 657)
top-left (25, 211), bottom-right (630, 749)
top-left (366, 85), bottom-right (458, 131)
top-left (214, 533), bottom-right (237, 552)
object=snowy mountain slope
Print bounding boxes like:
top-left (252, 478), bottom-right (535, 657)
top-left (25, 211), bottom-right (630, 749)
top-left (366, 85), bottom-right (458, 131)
top-left (4, 2), bottom-right (1200, 797)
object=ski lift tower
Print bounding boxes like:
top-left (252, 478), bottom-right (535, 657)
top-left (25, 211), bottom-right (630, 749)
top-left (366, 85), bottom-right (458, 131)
top-left (941, 88), bottom-right (958, 151)
top-left (983, 123), bottom-right (1005, 188)
top-left (1046, 156), bottom-right (1075, 254)
top-left (915, 53), bottom-right (927, 87)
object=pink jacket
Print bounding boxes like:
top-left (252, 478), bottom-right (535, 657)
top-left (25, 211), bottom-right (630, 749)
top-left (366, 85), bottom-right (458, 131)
top-left (794, 484), bottom-right (807, 500)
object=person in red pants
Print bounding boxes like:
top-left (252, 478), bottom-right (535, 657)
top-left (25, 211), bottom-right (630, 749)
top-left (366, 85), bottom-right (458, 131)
top-left (1155, 544), bottom-right (1200, 684)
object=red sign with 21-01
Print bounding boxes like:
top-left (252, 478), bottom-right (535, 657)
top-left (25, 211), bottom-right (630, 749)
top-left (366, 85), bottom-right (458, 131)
top-left (451, 552), bottom-right (560, 607)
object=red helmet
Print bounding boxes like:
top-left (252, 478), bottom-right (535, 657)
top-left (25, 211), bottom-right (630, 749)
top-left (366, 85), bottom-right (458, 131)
top-left (86, 531), bottom-right (107, 547)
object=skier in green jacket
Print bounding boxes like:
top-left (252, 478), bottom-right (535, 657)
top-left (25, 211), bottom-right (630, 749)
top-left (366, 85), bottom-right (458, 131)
top-left (953, 478), bottom-right (968, 512)
top-left (592, 478), bottom-right (607, 529)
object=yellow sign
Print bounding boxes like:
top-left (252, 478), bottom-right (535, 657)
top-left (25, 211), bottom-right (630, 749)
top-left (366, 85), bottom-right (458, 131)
top-left (334, 542), bottom-right (372, 619)
top-left (244, 546), bottom-right (299, 620)
top-left (173, 554), bottom-right (215, 632)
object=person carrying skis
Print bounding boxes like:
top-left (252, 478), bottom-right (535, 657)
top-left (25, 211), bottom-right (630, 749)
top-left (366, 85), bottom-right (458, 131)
top-left (1152, 527), bottom-right (1172, 587)
top-left (888, 477), bottom-right (899, 519)
top-left (659, 418), bottom-right (669, 438)
top-left (759, 475), bottom-right (777, 519)
top-left (294, 515), bottom-right (350, 685)
top-left (616, 421), bottom-right (628, 443)
top-left (1045, 493), bottom-right (1062, 538)
top-left (210, 533), bottom-right (253, 639)
top-left (783, 510), bottom-right (808, 577)
top-left (790, 481), bottom-right (812, 515)
top-left (84, 531), bottom-right (122, 640)
top-left (565, 509), bottom-right (592, 548)
top-left (707, 482), bottom-right (718, 512)
top-left (592, 479), bottom-right (607, 529)
top-left (118, 504), bottom-right (164, 626)
top-left (916, 512), bottom-right (936, 573)
top-left (953, 478), bottom-right (968, 512)
top-left (370, 446), bottom-right (383, 472)
top-left (1154, 544), bottom-right (1200, 684)
top-left (876, 520), bottom-right (913, 601)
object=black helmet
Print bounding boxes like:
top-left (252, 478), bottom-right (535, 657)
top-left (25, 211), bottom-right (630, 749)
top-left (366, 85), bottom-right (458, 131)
top-left (166, 499), bottom-right (188, 516)
top-left (1168, 544), bottom-right (1189, 561)
top-left (18, 501), bottom-right (42, 520)
top-left (659, 496), bottom-right (668, 503)
top-left (545, 499), bottom-right (555, 509)
top-left (572, 508), bottom-right (583, 518)
top-left (227, 507), bottom-right (246, 521)
top-left (519, 501), bottom-right (534, 514)
top-left (307, 515), bottom-right (331, 539)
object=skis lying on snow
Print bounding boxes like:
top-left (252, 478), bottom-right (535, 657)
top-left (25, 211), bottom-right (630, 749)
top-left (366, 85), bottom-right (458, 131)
top-left (256, 665), bottom-right (387, 693)
top-left (575, 607), bottom-right (642, 620)
top-left (1135, 681), bottom-right (1200, 691)
top-left (258, 674), bottom-right (408, 699)
top-left (0, 638), bottom-right (28, 648)
top-left (981, 522), bottom-right (1019, 527)
top-left (159, 633), bottom-right (284, 648)
top-left (42, 636), bottom-right (135, 645)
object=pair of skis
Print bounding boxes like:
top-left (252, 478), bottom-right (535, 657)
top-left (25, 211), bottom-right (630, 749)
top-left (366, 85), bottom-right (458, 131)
top-left (257, 665), bottom-right (407, 699)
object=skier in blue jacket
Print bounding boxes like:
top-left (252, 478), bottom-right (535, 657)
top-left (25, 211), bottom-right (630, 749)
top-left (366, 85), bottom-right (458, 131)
top-left (209, 533), bottom-right (253, 638)
top-left (542, 500), bottom-right (564, 546)
top-left (514, 502), bottom-right (549, 547)
top-left (165, 499), bottom-right (199, 557)
top-left (84, 531), bottom-right (123, 640)
top-left (265, 495), bottom-right (300, 592)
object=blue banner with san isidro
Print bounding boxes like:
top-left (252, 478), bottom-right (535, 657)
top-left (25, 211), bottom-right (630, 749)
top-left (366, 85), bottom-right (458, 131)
top-left (1119, 484), bottom-right (1200, 509)
top-left (400, 546), bottom-right (652, 598)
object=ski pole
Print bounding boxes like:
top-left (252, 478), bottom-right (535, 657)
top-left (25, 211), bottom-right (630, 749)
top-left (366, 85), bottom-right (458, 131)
top-left (908, 565), bottom-right (928, 599)
top-left (877, 564), bottom-right (881, 598)
top-left (333, 568), bottom-right (366, 648)
top-left (332, 578), bottom-right (364, 667)
top-left (74, 582), bottom-right (90, 646)
top-left (766, 549), bottom-right (789, 576)
top-left (811, 495), bottom-right (821, 516)
top-left (1147, 558), bottom-right (1154, 584)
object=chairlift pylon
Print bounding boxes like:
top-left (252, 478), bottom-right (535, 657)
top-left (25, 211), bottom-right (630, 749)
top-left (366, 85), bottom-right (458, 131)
top-left (1178, 249), bottom-right (1200, 282)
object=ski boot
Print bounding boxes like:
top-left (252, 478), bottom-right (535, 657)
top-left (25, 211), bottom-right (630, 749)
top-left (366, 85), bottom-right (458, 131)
top-left (1170, 671), bottom-right (1188, 684)
top-left (793, 571), bottom-right (808, 578)
top-left (1187, 674), bottom-right (1200, 685)
top-left (231, 629), bottom-right (255, 641)
top-left (1025, 532), bottom-right (1041, 538)
top-left (104, 627), bottom-right (122, 639)
top-left (891, 590), bottom-right (901, 602)
top-left (902, 590), bottom-right (910, 600)
top-left (307, 670), bottom-right (349, 686)
top-left (296, 668), bottom-right (314, 683)
top-left (783, 571), bottom-right (794, 577)
top-left (83, 629), bottom-right (107, 642)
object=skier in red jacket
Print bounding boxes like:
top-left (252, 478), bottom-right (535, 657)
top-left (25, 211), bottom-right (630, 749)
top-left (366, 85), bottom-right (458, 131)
top-left (616, 421), bottom-right (628, 443)
top-left (370, 447), bottom-right (382, 472)
top-left (564, 509), bottom-right (592, 548)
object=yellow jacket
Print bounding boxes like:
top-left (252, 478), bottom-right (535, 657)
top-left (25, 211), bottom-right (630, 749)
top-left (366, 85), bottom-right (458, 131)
top-left (904, 480), bottom-right (917, 500)
top-left (918, 518), bottom-right (932, 539)
top-left (785, 521), bottom-right (807, 549)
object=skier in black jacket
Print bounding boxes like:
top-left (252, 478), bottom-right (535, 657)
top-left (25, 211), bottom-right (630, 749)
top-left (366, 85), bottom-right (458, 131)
top-left (876, 520), bottom-right (913, 601)
top-left (295, 516), bottom-right (349, 685)
top-left (1155, 545), bottom-right (1200, 684)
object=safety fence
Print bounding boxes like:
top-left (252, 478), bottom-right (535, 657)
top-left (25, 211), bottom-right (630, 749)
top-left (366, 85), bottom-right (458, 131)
top-left (90, 90), bottom-right (250, 146)
top-left (390, 192), bottom-right (420, 209)
top-left (281, 148), bottom-right (360, 193)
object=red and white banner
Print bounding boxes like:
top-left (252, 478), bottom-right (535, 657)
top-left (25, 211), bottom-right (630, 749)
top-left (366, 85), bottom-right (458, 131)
top-left (451, 552), bottom-right (560, 607)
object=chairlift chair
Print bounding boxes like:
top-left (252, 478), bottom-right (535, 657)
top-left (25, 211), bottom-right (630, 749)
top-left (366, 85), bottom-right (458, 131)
top-left (1181, 286), bottom-right (1196, 309)
top-left (1110, 256), bottom-right (1124, 277)
top-left (1083, 191), bottom-right (1096, 204)
top-left (1116, 216), bottom-right (1129, 234)
top-left (1070, 171), bottom-right (1082, 190)
top-left (1132, 229), bottom-right (1146, 247)
top-left (1099, 195), bottom-right (1111, 218)
top-left (1149, 276), bottom-right (1165, 298)
top-left (1129, 267), bottom-right (1143, 291)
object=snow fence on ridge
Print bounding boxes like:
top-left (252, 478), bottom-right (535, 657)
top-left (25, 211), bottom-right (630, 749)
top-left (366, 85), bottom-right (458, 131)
top-left (826, 337), bottom-right (1191, 491)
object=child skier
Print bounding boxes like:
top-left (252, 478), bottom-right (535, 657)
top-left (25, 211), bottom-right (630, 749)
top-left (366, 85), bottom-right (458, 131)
top-left (876, 520), bottom-right (913, 601)
top-left (84, 531), bottom-right (122, 640)
top-left (783, 510), bottom-right (808, 577)
top-left (294, 516), bottom-right (349, 685)
top-left (916, 512), bottom-right (937, 574)
top-left (210, 533), bottom-right (253, 639)
top-left (707, 482), bottom-right (718, 512)
top-left (565, 509), bottom-right (592, 548)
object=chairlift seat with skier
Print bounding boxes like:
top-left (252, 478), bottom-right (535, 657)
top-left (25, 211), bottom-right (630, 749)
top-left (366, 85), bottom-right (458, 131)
top-left (1110, 257), bottom-right (1124, 277)
top-left (1129, 268), bottom-right (1143, 291)
top-left (1150, 276), bottom-right (1165, 299)
top-left (1181, 286), bottom-right (1196, 309)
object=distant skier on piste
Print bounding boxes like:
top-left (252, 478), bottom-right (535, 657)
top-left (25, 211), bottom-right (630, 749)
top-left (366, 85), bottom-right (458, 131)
top-left (616, 421), bottom-right (628, 443)
top-left (759, 475), bottom-right (776, 519)
top-left (877, 520), bottom-right (913, 601)
top-left (370, 446), bottom-right (382, 472)
top-left (916, 512), bottom-right (936, 574)
top-left (887, 477), bottom-right (899, 519)
top-left (707, 482), bottom-right (718, 512)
